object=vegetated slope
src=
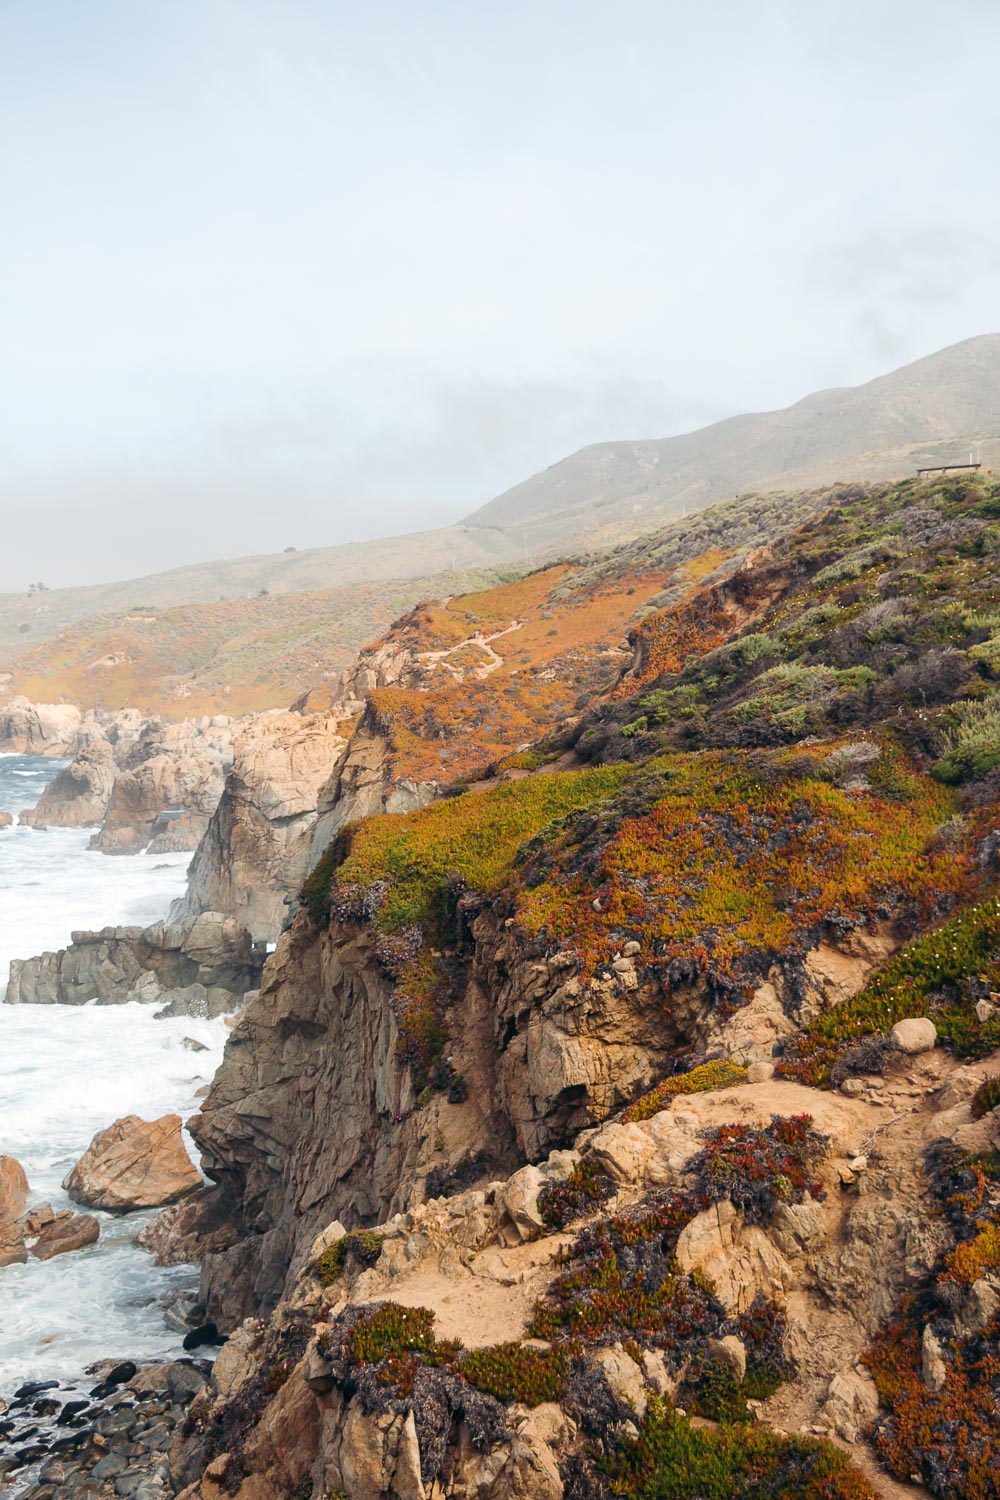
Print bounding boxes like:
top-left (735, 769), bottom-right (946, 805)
top-left (469, 332), bottom-right (1000, 549)
top-left (296, 482), bottom-right (903, 801)
top-left (2, 566), bottom-right (505, 716)
top-left (0, 520), bottom-right (520, 657)
top-left (168, 468), bottom-right (1000, 1500)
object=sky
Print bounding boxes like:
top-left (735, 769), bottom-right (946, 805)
top-left (1, 0), bottom-right (999, 589)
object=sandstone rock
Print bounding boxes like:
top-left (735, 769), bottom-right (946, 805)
top-left (64, 1113), bottom-right (201, 1211)
top-left (178, 711), bottom-right (349, 941)
top-left (706, 1334), bottom-right (747, 1383)
top-left (957, 1278), bottom-right (1000, 1337)
top-left (593, 1343), bottom-right (648, 1416)
top-left (820, 1366), bottom-right (880, 1443)
top-left (746, 1060), bottom-right (775, 1083)
top-left (31, 1212), bottom-right (100, 1260)
top-left (0, 810), bottom-right (12, 828)
top-left (499, 1165), bottom-right (547, 1239)
top-left (0, 1155), bottom-right (29, 1267)
top-left (675, 1201), bottom-right (794, 1313)
top-left (891, 1017), bottom-right (938, 1054)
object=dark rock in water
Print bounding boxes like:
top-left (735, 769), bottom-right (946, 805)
top-left (88, 1360), bottom-right (137, 1399)
top-left (32, 1398), bottom-right (61, 1416)
top-left (182, 1322), bottom-right (222, 1350)
top-left (15, 1443), bottom-right (48, 1462)
top-left (14, 1380), bottom-right (58, 1398)
top-left (57, 1400), bottom-right (90, 1424)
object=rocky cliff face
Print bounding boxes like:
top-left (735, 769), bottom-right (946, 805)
top-left (162, 1044), bottom-right (1000, 1500)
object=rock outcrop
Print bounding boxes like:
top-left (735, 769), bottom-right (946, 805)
top-left (89, 716), bottom-right (234, 854)
top-left (155, 1044), bottom-right (1000, 1500)
top-left (174, 888), bottom-right (903, 1332)
top-left (29, 1212), bottom-right (100, 1260)
top-left (64, 1114), bottom-right (201, 1211)
top-left (177, 711), bottom-right (351, 941)
top-left (5, 911), bottom-right (265, 1016)
top-left (19, 737), bottom-right (117, 828)
top-left (0, 1155), bottom-right (29, 1267)
top-left (0, 696), bottom-right (83, 755)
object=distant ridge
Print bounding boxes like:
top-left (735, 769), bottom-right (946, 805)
top-left (467, 332), bottom-right (1000, 547)
top-left (1, 334), bottom-right (997, 660)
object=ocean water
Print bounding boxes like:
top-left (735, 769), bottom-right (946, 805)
top-left (0, 754), bottom-right (228, 1392)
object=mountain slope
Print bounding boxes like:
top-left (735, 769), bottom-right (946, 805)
top-left (469, 332), bottom-right (1000, 547)
top-left (1, 333), bottom-right (997, 669)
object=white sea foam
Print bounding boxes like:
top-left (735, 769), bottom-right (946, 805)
top-left (0, 754), bottom-right (225, 1390)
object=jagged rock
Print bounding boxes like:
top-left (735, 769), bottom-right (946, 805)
top-left (5, 910), bottom-right (263, 1011)
top-left (0, 810), bottom-right (12, 828)
top-left (592, 1343), bottom-right (649, 1416)
top-left (820, 1366), bottom-right (880, 1443)
top-left (891, 1017), bottom-right (938, 1054)
top-left (135, 1186), bottom-right (240, 1265)
top-left (63, 1113), bottom-right (201, 1211)
top-left (31, 1212), bottom-right (100, 1259)
top-left (498, 1165), bottom-right (547, 1239)
top-left (90, 718), bottom-right (234, 855)
top-left (19, 738), bottom-right (117, 828)
top-left (0, 1154), bottom-right (29, 1267)
top-left (957, 1278), bottom-right (1000, 1337)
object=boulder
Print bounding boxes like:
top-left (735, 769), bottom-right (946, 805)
top-left (31, 1212), bottom-right (100, 1260)
top-left (0, 1155), bottom-right (29, 1267)
top-left (891, 1017), bottom-right (938, 1055)
top-left (0, 810), bottom-right (12, 829)
top-left (63, 1113), bottom-right (201, 1212)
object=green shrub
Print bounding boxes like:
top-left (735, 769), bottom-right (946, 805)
top-left (312, 1230), bottom-right (385, 1285)
top-left (599, 1398), bottom-right (876, 1498)
top-left (538, 1158), bottom-right (614, 1228)
top-left (624, 1060), bottom-right (748, 1123)
top-left (458, 1342), bottom-right (571, 1405)
top-left (971, 1075), bottom-right (1000, 1120)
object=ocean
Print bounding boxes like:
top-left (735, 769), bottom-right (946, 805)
top-left (0, 754), bottom-right (228, 1393)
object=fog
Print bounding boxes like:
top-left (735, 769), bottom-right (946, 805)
top-left (1, 0), bottom-right (999, 588)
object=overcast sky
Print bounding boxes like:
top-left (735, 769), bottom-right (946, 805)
top-left (2, 0), bottom-right (999, 589)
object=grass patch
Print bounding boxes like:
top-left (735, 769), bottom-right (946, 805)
top-left (624, 1060), bottom-right (749, 1123)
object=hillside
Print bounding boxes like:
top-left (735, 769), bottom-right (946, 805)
top-left (1, 336), bottom-right (997, 678)
top-left (0, 523), bottom-right (520, 659)
top-left (157, 467), bottom-right (1000, 1500)
top-left (470, 332), bottom-right (1000, 548)
top-left (2, 566), bottom-right (505, 716)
